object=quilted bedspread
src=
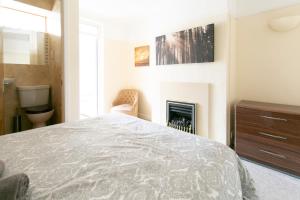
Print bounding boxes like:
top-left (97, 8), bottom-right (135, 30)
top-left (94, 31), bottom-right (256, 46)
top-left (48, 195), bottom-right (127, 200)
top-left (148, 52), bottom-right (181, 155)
top-left (0, 114), bottom-right (256, 200)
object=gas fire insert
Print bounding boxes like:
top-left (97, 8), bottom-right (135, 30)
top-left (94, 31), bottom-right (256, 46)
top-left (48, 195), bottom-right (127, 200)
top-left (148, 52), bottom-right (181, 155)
top-left (166, 100), bottom-right (196, 134)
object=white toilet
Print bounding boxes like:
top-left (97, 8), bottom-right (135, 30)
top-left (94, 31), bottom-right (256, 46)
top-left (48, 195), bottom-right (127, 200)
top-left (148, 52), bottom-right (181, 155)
top-left (17, 85), bottom-right (54, 128)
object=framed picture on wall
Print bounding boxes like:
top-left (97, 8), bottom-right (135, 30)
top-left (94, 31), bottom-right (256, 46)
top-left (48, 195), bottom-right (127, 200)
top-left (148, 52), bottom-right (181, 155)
top-left (135, 45), bottom-right (150, 67)
top-left (156, 24), bottom-right (214, 65)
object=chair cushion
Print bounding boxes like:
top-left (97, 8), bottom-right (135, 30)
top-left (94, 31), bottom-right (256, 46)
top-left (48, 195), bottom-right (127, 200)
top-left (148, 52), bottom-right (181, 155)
top-left (111, 104), bottom-right (133, 112)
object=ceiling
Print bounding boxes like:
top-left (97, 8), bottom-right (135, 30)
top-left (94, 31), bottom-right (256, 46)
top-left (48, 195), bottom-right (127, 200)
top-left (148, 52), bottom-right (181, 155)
top-left (79, 0), bottom-right (228, 22)
top-left (80, 0), bottom-right (300, 22)
top-left (234, 0), bottom-right (300, 17)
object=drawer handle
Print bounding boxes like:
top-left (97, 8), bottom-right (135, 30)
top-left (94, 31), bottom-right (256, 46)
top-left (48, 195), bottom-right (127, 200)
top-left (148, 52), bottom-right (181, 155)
top-left (258, 132), bottom-right (287, 140)
top-left (260, 115), bottom-right (287, 122)
top-left (259, 149), bottom-right (286, 159)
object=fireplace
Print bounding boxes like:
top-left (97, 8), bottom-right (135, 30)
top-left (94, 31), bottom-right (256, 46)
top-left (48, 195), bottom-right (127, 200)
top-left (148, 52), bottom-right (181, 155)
top-left (166, 100), bottom-right (196, 134)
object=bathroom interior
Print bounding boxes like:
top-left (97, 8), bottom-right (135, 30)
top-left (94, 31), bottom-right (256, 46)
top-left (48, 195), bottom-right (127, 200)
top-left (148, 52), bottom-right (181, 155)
top-left (0, 0), bottom-right (64, 135)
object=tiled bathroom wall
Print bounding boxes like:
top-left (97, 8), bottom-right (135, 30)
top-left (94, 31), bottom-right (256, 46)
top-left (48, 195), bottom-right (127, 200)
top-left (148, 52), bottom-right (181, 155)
top-left (49, 35), bottom-right (63, 124)
top-left (0, 64), bottom-right (4, 135)
top-left (48, 0), bottom-right (64, 124)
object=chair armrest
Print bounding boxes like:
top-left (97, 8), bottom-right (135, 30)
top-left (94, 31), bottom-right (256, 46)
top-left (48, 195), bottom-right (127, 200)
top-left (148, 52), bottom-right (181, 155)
top-left (133, 98), bottom-right (138, 107)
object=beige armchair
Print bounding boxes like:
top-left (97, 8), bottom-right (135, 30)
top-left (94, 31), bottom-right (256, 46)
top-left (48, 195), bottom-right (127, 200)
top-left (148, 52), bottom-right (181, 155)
top-left (111, 89), bottom-right (139, 117)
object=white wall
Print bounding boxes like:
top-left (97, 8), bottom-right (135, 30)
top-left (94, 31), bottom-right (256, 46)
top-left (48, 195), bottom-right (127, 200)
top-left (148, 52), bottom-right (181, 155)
top-left (124, 15), bottom-right (230, 144)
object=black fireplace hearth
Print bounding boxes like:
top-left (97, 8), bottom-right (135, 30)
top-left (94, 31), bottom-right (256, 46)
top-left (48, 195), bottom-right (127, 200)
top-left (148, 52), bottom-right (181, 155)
top-left (166, 100), bottom-right (196, 134)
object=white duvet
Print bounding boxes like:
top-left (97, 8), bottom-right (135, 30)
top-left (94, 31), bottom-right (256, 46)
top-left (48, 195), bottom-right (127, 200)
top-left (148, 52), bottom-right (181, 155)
top-left (0, 114), bottom-right (256, 200)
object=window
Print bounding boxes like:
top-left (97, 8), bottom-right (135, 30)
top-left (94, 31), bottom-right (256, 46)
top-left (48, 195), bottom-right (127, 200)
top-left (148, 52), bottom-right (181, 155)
top-left (79, 21), bottom-right (102, 119)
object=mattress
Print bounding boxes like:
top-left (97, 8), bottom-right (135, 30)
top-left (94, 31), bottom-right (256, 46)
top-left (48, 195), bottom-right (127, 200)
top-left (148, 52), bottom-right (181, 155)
top-left (0, 114), bottom-right (256, 200)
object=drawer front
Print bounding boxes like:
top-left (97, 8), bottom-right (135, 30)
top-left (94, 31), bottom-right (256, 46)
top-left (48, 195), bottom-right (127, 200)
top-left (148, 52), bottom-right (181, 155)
top-left (236, 138), bottom-right (300, 176)
top-left (236, 107), bottom-right (300, 137)
top-left (237, 124), bottom-right (300, 153)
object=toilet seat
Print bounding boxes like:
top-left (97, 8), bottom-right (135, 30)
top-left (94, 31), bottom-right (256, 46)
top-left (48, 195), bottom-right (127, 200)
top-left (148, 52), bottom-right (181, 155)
top-left (26, 105), bottom-right (52, 114)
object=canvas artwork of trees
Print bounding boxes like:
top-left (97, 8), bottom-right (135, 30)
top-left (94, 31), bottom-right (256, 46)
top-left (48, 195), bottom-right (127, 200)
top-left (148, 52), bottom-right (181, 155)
top-left (156, 24), bottom-right (214, 65)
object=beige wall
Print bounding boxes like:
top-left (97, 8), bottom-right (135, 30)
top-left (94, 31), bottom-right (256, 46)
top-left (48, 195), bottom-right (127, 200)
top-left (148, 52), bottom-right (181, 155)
top-left (102, 39), bottom-right (130, 113)
top-left (236, 5), bottom-right (300, 106)
top-left (124, 15), bottom-right (230, 144)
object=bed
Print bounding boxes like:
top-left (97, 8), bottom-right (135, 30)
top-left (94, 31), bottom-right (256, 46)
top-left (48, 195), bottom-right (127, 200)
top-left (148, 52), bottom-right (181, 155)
top-left (0, 113), bottom-right (256, 200)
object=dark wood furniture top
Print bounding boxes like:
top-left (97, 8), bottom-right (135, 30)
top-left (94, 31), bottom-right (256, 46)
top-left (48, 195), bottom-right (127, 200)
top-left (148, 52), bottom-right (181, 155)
top-left (235, 100), bottom-right (300, 176)
top-left (237, 100), bottom-right (300, 115)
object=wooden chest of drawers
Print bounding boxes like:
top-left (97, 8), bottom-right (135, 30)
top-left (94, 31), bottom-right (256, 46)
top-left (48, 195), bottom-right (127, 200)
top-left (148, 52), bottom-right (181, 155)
top-left (235, 100), bottom-right (300, 176)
